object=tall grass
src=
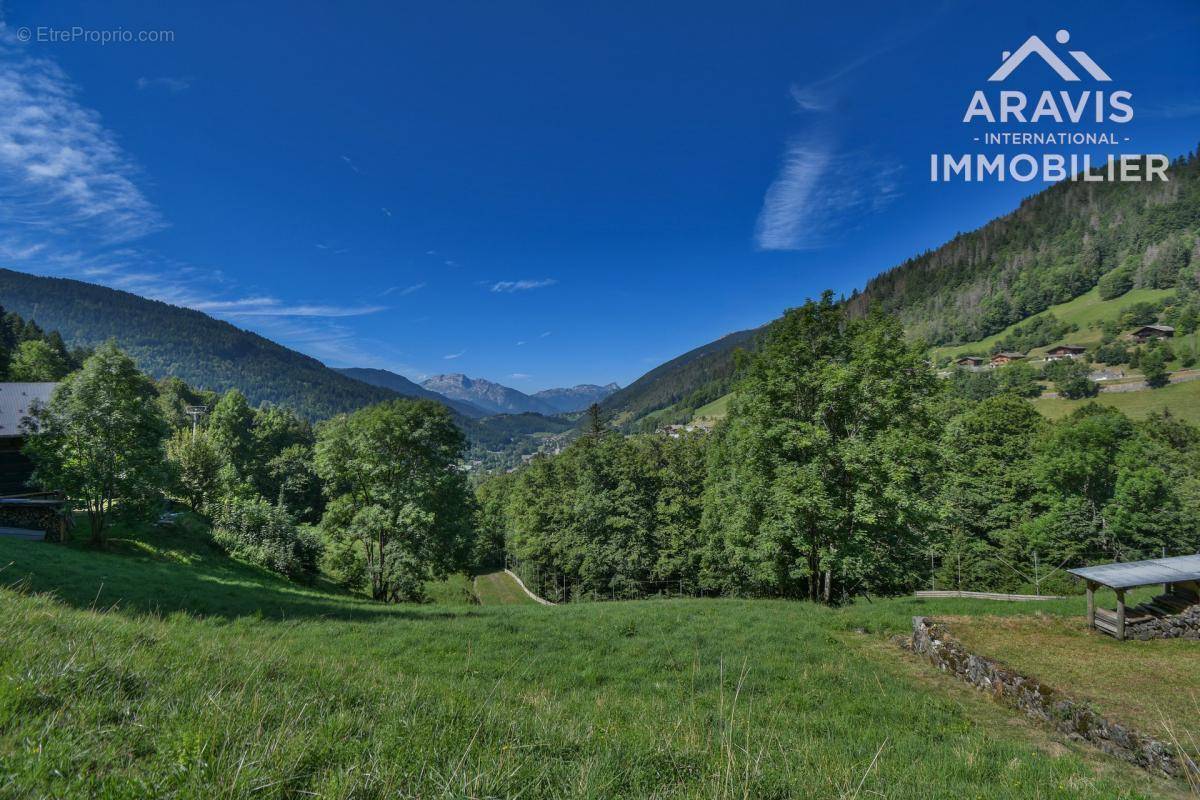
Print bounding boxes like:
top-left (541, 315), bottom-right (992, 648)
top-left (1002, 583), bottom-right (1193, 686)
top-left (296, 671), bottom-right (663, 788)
top-left (0, 524), bottom-right (1185, 798)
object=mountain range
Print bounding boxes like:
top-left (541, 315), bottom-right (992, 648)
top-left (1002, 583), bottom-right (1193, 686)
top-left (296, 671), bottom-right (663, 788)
top-left (333, 367), bottom-right (489, 418)
top-left (420, 374), bottom-right (618, 416)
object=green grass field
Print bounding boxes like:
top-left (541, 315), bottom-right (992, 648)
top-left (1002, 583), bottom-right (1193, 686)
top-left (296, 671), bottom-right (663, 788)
top-left (930, 285), bottom-right (1177, 363)
top-left (693, 392), bottom-right (733, 421)
top-left (0, 521), bottom-right (1190, 798)
top-left (1033, 378), bottom-right (1200, 424)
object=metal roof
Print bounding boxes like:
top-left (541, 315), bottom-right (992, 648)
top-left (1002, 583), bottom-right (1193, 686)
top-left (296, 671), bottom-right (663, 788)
top-left (1068, 554), bottom-right (1200, 589)
top-left (0, 383), bottom-right (58, 438)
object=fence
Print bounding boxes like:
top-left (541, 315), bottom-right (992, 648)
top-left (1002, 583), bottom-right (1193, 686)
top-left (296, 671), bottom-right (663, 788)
top-left (926, 545), bottom-right (1198, 596)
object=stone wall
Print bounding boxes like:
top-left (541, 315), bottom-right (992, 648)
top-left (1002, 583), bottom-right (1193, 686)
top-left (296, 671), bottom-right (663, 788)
top-left (1126, 605), bottom-right (1200, 640)
top-left (908, 616), bottom-right (1195, 778)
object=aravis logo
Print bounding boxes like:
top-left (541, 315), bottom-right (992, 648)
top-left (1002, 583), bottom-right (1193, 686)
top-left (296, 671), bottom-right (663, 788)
top-left (929, 29), bottom-right (1168, 184)
top-left (989, 29), bottom-right (1110, 83)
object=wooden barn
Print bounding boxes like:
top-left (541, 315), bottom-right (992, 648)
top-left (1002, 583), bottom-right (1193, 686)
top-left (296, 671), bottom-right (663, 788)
top-left (1129, 324), bottom-right (1175, 343)
top-left (989, 351), bottom-right (1026, 367)
top-left (0, 382), bottom-right (57, 496)
top-left (1045, 344), bottom-right (1086, 361)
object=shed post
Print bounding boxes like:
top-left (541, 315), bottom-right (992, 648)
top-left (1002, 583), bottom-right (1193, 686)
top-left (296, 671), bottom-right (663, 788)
top-left (1085, 581), bottom-right (1095, 630)
top-left (1116, 589), bottom-right (1126, 641)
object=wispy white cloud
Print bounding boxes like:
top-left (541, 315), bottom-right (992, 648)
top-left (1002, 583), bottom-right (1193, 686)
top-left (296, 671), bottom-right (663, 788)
top-left (186, 297), bottom-right (386, 318)
top-left (755, 138), bottom-right (901, 250)
top-left (509, 373), bottom-right (531, 380)
top-left (444, 350), bottom-right (465, 360)
top-left (381, 207), bottom-right (392, 217)
top-left (340, 154), bottom-right (361, 174)
top-left (136, 76), bottom-right (191, 92)
top-left (491, 279), bottom-right (557, 293)
top-left (0, 31), bottom-right (163, 243)
top-left (540, 331), bottom-right (552, 338)
top-left (516, 340), bottom-right (526, 346)
top-left (381, 282), bottom-right (426, 297)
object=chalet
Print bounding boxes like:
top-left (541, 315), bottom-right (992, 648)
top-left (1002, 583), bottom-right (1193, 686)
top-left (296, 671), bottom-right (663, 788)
top-left (0, 383), bottom-right (57, 496)
top-left (1044, 344), bottom-right (1087, 361)
top-left (989, 351), bottom-right (1026, 367)
top-left (955, 356), bottom-right (984, 368)
top-left (1129, 324), bottom-right (1175, 343)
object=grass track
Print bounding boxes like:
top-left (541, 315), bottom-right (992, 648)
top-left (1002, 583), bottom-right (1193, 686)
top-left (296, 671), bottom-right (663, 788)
top-left (0, 523), bottom-right (1188, 798)
top-left (473, 570), bottom-right (537, 605)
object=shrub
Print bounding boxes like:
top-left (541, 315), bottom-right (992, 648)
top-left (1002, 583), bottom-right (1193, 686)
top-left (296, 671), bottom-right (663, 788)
top-left (1047, 359), bottom-right (1099, 399)
top-left (212, 496), bottom-right (323, 580)
top-left (1097, 267), bottom-right (1134, 300)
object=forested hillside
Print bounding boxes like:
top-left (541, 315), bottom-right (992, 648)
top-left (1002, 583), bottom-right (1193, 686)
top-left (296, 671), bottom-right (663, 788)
top-left (603, 151), bottom-right (1200, 427)
top-left (847, 152), bottom-right (1200, 344)
top-left (599, 327), bottom-right (761, 426)
top-left (0, 269), bottom-right (399, 419)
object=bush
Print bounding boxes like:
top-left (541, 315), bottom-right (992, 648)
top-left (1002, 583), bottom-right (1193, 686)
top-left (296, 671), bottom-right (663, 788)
top-left (212, 496), bottom-right (323, 580)
top-left (1047, 359), bottom-right (1099, 399)
top-left (1097, 267), bottom-right (1134, 300)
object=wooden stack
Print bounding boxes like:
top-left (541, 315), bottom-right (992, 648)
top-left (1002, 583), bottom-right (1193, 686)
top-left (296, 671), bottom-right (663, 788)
top-left (1093, 586), bottom-right (1199, 638)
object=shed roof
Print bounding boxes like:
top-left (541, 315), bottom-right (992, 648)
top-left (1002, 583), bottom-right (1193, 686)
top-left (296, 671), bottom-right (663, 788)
top-left (1068, 554), bottom-right (1200, 589)
top-left (0, 383), bottom-right (57, 438)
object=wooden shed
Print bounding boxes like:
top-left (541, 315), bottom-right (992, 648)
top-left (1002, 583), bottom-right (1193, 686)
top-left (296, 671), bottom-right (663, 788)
top-left (1068, 555), bottom-right (1200, 640)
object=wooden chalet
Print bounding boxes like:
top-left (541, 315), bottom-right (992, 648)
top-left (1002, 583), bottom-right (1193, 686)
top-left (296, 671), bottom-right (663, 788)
top-left (955, 355), bottom-right (984, 368)
top-left (1044, 344), bottom-right (1086, 361)
top-left (989, 351), bottom-right (1026, 367)
top-left (1068, 555), bottom-right (1200, 640)
top-left (1129, 324), bottom-right (1175, 343)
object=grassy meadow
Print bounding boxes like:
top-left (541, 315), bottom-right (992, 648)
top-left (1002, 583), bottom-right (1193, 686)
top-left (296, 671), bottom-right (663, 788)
top-left (929, 285), bottom-right (1178, 363)
top-left (0, 521), bottom-right (1192, 798)
top-left (1033, 377), bottom-right (1200, 424)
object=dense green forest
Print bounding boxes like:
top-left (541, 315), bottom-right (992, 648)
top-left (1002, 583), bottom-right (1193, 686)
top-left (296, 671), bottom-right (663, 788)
top-left (600, 150), bottom-right (1200, 429)
top-left (0, 269), bottom-right (402, 419)
top-left (847, 152), bottom-right (1200, 344)
top-left (478, 295), bottom-right (1200, 602)
top-left (0, 304), bottom-right (90, 381)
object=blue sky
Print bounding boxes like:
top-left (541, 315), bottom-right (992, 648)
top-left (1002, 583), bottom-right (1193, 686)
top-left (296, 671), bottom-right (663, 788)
top-left (0, 1), bottom-right (1196, 391)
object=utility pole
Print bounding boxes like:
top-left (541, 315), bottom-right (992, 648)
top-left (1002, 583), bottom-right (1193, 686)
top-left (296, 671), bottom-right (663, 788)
top-left (185, 405), bottom-right (207, 439)
top-left (1033, 551), bottom-right (1040, 596)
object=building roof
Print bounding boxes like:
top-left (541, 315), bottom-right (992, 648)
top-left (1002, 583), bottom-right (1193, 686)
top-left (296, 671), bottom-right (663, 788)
top-left (992, 351), bottom-right (1026, 359)
top-left (1048, 344), bottom-right (1086, 352)
top-left (0, 383), bottom-right (58, 438)
top-left (1068, 554), bottom-right (1200, 589)
top-left (956, 355), bottom-right (983, 362)
top-left (1134, 324), bottom-right (1175, 334)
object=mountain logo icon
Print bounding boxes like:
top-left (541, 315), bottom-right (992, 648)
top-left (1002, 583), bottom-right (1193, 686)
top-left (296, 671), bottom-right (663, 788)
top-left (989, 30), bottom-right (1111, 82)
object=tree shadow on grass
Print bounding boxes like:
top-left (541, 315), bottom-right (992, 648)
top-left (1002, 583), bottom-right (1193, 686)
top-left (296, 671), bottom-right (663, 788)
top-left (0, 522), bottom-right (480, 624)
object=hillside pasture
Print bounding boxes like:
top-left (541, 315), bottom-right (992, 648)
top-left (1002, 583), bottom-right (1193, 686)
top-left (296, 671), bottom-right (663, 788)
top-left (0, 523), bottom-right (1189, 798)
top-left (930, 285), bottom-right (1177, 363)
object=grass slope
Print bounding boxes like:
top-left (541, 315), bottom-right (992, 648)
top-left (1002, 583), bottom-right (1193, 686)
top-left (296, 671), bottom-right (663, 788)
top-left (1034, 378), bottom-right (1200, 424)
top-left (0, 524), bottom-right (1185, 798)
top-left (472, 570), bottom-right (537, 605)
top-left (930, 285), bottom-right (1177, 363)
top-left (950, 614), bottom-right (1200, 750)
